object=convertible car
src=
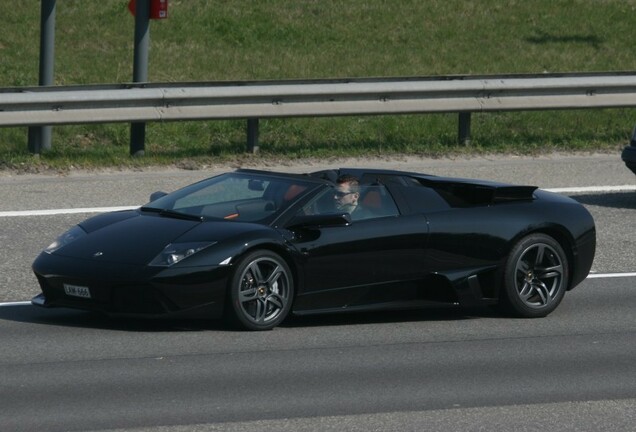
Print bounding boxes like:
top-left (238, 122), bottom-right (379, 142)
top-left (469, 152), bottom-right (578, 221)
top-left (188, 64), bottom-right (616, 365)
top-left (32, 168), bottom-right (596, 330)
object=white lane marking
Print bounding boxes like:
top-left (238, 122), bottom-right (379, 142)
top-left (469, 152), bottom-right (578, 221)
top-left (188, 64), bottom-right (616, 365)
top-left (0, 301), bottom-right (32, 307)
top-left (0, 274), bottom-right (633, 307)
top-left (587, 272), bottom-right (636, 279)
top-left (0, 206), bottom-right (138, 217)
top-left (545, 185), bottom-right (636, 193)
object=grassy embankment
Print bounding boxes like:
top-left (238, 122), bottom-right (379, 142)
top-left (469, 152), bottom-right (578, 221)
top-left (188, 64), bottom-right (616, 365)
top-left (1, 0), bottom-right (636, 170)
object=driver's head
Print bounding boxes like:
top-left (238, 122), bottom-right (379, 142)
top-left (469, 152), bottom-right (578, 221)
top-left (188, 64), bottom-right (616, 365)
top-left (335, 175), bottom-right (360, 212)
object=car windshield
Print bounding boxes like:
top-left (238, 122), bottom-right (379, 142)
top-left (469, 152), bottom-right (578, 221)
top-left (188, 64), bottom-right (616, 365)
top-left (141, 172), bottom-right (318, 223)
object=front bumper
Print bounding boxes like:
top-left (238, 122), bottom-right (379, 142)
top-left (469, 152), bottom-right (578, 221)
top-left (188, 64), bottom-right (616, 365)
top-left (31, 252), bottom-right (231, 319)
top-left (622, 145), bottom-right (636, 175)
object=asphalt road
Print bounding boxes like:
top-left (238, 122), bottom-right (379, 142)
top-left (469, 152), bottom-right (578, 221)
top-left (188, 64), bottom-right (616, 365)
top-left (0, 154), bottom-right (634, 431)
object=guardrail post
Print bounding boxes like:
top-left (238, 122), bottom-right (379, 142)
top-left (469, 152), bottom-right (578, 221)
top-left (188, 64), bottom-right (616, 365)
top-left (130, 0), bottom-right (150, 157)
top-left (458, 112), bottom-right (472, 146)
top-left (28, 0), bottom-right (56, 155)
top-left (247, 118), bottom-right (259, 153)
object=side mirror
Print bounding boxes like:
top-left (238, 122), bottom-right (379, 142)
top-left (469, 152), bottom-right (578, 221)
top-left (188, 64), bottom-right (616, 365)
top-left (149, 191), bottom-right (168, 202)
top-left (287, 213), bottom-right (351, 230)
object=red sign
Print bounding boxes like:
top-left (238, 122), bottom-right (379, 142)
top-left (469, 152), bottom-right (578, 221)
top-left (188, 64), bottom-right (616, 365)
top-left (150, 0), bottom-right (168, 19)
top-left (128, 0), bottom-right (168, 20)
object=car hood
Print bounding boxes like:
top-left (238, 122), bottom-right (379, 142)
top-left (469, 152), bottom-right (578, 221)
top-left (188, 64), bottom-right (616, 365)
top-left (53, 210), bottom-right (265, 265)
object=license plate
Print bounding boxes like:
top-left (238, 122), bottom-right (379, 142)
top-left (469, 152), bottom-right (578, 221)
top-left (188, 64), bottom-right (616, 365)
top-left (63, 284), bottom-right (92, 299)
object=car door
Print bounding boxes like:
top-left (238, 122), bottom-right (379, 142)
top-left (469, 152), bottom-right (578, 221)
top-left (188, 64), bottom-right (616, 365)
top-left (286, 185), bottom-right (430, 312)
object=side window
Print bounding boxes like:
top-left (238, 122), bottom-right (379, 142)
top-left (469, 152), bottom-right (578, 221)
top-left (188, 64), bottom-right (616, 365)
top-left (391, 184), bottom-right (450, 214)
top-left (358, 185), bottom-right (399, 219)
top-left (298, 188), bottom-right (338, 216)
top-left (297, 185), bottom-right (399, 221)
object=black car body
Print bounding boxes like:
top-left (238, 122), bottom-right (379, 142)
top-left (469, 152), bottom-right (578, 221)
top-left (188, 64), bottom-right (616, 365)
top-left (32, 168), bottom-right (596, 330)
top-left (622, 126), bottom-right (636, 175)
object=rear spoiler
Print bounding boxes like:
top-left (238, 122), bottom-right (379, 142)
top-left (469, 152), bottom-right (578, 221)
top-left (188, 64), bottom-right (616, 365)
top-left (416, 176), bottom-right (538, 206)
top-left (489, 185), bottom-right (538, 202)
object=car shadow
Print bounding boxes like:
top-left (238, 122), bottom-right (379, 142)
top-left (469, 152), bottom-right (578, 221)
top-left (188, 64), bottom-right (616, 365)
top-left (282, 305), bottom-right (497, 328)
top-left (0, 303), bottom-right (496, 332)
top-left (0, 304), bottom-right (228, 332)
top-left (569, 191), bottom-right (636, 209)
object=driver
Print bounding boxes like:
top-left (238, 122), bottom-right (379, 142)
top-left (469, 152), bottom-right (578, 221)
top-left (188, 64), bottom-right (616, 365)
top-left (334, 174), bottom-right (372, 220)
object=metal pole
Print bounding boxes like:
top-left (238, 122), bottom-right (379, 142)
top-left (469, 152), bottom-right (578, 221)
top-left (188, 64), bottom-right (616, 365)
top-left (458, 112), bottom-right (472, 146)
top-left (28, 0), bottom-right (56, 154)
top-left (247, 118), bottom-right (260, 153)
top-left (130, 0), bottom-right (150, 157)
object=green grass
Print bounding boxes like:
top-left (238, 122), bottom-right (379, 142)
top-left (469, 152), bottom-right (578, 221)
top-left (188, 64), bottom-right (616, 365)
top-left (1, 0), bottom-right (636, 170)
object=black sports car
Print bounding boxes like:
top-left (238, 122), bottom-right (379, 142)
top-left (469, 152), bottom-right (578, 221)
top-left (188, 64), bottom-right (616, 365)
top-left (32, 168), bottom-right (596, 330)
top-left (622, 125), bottom-right (636, 175)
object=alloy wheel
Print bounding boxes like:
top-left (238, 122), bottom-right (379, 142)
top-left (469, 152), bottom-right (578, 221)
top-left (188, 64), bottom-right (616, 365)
top-left (236, 256), bottom-right (291, 326)
top-left (513, 242), bottom-right (564, 309)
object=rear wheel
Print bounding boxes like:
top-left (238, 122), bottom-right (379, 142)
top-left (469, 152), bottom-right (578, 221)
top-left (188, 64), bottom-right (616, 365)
top-left (501, 234), bottom-right (569, 318)
top-left (226, 250), bottom-right (293, 330)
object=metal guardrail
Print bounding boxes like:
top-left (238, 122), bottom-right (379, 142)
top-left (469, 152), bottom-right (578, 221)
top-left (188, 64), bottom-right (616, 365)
top-left (2, 72), bottom-right (636, 151)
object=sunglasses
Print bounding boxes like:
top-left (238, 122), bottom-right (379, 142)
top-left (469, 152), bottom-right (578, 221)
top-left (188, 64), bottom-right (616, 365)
top-left (334, 191), bottom-right (354, 198)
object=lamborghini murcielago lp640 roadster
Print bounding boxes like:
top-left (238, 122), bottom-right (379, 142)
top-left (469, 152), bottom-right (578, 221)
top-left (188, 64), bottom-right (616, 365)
top-left (32, 168), bottom-right (596, 330)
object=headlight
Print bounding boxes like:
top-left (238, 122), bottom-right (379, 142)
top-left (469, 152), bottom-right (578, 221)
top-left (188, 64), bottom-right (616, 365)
top-left (44, 226), bottom-right (87, 254)
top-left (149, 242), bottom-right (215, 267)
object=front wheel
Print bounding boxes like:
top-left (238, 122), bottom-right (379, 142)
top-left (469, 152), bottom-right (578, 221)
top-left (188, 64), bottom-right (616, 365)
top-left (500, 234), bottom-right (569, 318)
top-left (226, 250), bottom-right (293, 331)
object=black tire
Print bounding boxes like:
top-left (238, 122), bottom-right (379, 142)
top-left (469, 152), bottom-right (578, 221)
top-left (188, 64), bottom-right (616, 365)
top-left (500, 233), bottom-right (569, 318)
top-left (226, 250), bottom-right (293, 331)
